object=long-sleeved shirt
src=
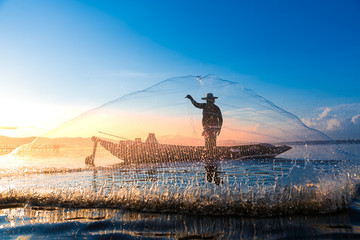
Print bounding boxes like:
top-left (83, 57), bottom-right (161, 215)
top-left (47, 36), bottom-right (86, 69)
top-left (190, 99), bottom-right (223, 128)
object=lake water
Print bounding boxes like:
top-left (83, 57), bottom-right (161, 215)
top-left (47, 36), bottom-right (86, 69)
top-left (0, 143), bottom-right (359, 239)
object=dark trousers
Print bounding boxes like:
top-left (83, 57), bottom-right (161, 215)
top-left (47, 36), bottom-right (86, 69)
top-left (204, 129), bottom-right (217, 157)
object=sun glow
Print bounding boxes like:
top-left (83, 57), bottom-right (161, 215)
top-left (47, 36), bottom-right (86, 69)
top-left (0, 96), bottom-right (91, 137)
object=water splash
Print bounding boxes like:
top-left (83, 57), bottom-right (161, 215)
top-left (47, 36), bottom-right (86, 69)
top-left (0, 159), bottom-right (358, 216)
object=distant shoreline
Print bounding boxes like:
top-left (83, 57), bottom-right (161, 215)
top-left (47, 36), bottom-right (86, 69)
top-left (0, 135), bottom-right (359, 149)
top-left (279, 139), bottom-right (360, 146)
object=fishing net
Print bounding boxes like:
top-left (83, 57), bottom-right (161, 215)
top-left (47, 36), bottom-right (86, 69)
top-left (8, 74), bottom-right (333, 168)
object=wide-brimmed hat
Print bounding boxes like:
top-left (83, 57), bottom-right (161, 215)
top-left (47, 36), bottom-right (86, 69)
top-left (202, 93), bottom-right (218, 100)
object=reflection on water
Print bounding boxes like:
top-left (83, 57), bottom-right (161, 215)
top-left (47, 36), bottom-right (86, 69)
top-left (0, 157), bottom-right (357, 217)
top-left (1, 204), bottom-right (360, 239)
top-left (0, 144), bottom-right (359, 238)
top-left (204, 161), bottom-right (223, 186)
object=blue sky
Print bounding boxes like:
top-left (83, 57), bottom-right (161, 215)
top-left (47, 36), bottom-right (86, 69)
top-left (0, 0), bottom-right (360, 138)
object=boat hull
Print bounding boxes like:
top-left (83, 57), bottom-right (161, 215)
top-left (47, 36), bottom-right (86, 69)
top-left (86, 136), bottom-right (292, 165)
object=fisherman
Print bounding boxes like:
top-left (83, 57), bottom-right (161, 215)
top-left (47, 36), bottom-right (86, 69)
top-left (185, 93), bottom-right (223, 156)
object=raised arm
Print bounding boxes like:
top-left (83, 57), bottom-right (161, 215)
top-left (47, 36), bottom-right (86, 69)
top-left (185, 95), bottom-right (205, 109)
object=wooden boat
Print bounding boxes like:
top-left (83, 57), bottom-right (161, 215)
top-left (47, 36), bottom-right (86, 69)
top-left (85, 133), bottom-right (291, 166)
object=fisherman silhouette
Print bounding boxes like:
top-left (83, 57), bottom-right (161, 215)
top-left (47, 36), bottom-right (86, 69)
top-left (186, 93), bottom-right (223, 157)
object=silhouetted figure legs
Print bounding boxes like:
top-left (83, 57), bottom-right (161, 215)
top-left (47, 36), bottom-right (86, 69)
top-left (204, 162), bottom-right (223, 186)
top-left (204, 128), bottom-right (218, 159)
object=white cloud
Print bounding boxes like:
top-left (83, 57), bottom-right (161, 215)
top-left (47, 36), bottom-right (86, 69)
top-left (301, 118), bottom-right (312, 127)
top-left (301, 103), bottom-right (360, 139)
top-left (318, 107), bottom-right (331, 120)
top-left (326, 118), bottom-right (341, 131)
top-left (352, 115), bottom-right (360, 124)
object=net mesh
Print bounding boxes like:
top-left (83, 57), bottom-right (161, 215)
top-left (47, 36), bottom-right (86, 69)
top-left (11, 74), bottom-right (330, 168)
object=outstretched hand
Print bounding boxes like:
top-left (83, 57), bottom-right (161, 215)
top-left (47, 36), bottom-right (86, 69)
top-left (185, 94), bottom-right (193, 100)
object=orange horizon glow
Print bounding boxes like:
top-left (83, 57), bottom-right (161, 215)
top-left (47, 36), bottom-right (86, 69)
top-left (0, 96), bottom-right (93, 138)
top-left (34, 108), bottom-right (275, 146)
top-left (0, 95), bottom-right (285, 146)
